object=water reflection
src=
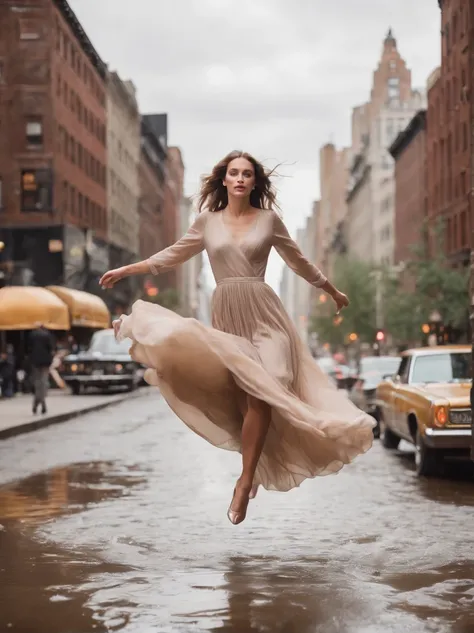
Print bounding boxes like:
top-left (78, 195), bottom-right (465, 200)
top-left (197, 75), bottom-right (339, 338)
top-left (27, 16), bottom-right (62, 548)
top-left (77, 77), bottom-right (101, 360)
top-left (0, 461), bottom-right (145, 632)
top-left (201, 556), bottom-right (368, 633)
top-left (0, 523), bottom-right (131, 633)
top-left (0, 461), bottom-right (148, 522)
top-left (383, 561), bottom-right (474, 633)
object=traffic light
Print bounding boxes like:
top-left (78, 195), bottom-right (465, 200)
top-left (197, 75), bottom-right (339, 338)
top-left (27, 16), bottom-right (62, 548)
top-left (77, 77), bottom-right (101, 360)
top-left (376, 329), bottom-right (385, 342)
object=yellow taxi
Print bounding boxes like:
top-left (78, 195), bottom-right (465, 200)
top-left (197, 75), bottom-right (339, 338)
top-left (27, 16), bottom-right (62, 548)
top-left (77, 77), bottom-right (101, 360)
top-left (376, 345), bottom-right (471, 476)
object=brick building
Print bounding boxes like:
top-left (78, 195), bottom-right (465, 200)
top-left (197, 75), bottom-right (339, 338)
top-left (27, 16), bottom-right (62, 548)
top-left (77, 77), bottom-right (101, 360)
top-left (0, 0), bottom-right (108, 291)
top-left (427, 1), bottom-right (471, 264)
top-left (138, 117), bottom-right (166, 299)
top-left (389, 110), bottom-right (427, 268)
top-left (106, 71), bottom-right (141, 313)
top-left (345, 30), bottom-right (425, 267)
top-left (161, 146), bottom-right (185, 292)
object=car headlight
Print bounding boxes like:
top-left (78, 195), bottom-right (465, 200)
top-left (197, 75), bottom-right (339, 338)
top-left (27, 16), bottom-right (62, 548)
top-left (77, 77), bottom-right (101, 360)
top-left (71, 363), bottom-right (78, 372)
top-left (115, 363), bottom-right (123, 373)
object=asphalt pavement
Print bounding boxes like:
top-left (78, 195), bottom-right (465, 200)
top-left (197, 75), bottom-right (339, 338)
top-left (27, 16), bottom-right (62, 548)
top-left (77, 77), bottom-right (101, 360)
top-left (0, 389), bottom-right (473, 633)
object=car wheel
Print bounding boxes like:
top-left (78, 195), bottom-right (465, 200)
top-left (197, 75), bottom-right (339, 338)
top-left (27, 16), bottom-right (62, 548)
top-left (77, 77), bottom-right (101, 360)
top-left (71, 383), bottom-right (81, 396)
top-left (380, 419), bottom-right (400, 450)
top-left (415, 429), bottom-right (443, 477)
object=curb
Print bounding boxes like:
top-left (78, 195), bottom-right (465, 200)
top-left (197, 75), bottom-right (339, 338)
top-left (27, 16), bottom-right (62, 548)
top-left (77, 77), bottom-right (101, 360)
top-left (0, 388), bottom-right (148, 441)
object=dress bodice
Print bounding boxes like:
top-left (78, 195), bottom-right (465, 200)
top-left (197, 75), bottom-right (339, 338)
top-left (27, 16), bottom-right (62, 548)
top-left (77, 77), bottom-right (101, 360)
top-left (147, 209), bottom-right (327, 288)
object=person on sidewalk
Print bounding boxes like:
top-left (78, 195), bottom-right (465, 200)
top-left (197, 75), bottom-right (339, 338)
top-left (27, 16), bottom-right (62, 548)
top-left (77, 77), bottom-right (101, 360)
top-left (0, 346), bottom-right (15, 398)
top-left (29, 323), bottom-right (54, 415)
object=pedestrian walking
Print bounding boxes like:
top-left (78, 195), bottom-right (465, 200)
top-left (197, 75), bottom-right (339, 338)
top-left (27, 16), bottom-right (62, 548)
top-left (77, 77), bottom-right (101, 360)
top-left (100, 151), bottom-right (375, 525)
top-left (0, 345), bottom-right (15, 398)
top-left (29, 323), bottom-right (54, 415)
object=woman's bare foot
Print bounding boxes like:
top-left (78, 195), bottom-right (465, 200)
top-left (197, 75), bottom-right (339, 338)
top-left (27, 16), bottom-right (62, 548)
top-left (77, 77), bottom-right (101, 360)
top-left (227, 481), bottom-right (252, 525)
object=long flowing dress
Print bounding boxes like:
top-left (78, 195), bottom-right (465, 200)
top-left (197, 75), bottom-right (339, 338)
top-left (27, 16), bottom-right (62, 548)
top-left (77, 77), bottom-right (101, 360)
top-left (115, 208), bottom-right (375, 492)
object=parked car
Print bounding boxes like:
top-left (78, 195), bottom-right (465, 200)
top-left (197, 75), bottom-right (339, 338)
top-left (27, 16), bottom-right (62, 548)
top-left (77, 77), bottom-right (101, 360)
top-left (376, 345), bottom-right (471, 476)
top-left (62, 329), bottom-right (144, 395)
top-left (316, 357), bottom-right (354, 390)
top-left (350, 355), bottom-right (401, 437)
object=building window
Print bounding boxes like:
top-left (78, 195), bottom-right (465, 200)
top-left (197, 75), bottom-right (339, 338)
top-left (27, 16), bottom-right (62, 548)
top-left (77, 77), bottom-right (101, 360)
top-left (463, 122), bottom-right (468, 151)
top-left (390, 60), bottom-right (396, 70)
top-left (70, 137), bottom-right (76, 164)
top-left (460, 211), bottom-right (466, 247)
top-left (21, 169), bottom-right (53, 212)
top-left (70, 186), bottom-right (76, 215)
top-left (0, 177), bottom-right (3, 210)
top-left (19, 19), bottom-right (41, 41)
top-left (78, 192), bottom-right (83, 218)
top-left (0, 60), bottom-right (4, 84)
top-left (26, 119), bottom-right (43, 146)
top-left (77, 143), bottom-right (83, 169)
top-left (62, 180), bottom-right (68, 215)
top-left (387, 77), bottom-right (399, 100)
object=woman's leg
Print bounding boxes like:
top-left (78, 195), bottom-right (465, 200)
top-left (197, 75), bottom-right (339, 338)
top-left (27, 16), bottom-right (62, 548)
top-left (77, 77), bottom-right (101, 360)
top-left (228, 394), bottom-right (271, 524)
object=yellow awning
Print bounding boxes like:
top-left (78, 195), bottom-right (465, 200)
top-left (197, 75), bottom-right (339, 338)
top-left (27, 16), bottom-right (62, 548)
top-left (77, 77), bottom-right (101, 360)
top-left (0, 286), bottom-right (70, 331)
top-left (47, 286), bottom-right (110, 329)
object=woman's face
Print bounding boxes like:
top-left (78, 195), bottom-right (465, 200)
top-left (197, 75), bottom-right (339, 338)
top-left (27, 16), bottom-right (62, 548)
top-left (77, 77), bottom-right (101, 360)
top-left (224, 157), bottom-right (255, 198)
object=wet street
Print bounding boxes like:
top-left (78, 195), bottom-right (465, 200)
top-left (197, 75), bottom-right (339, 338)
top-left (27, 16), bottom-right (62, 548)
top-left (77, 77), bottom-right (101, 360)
top-left (0, 390), bottom-right (473, 633)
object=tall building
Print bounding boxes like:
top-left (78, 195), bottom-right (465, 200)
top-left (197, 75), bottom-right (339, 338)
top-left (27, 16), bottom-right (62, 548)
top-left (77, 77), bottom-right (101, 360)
top-left (0, 0), bottom-right (108, 291)
top-left (389, 110), bottom-right (427, 272)
top-left (280, 210), bottom-right (319, 341)
top-left (106, 71), bottom-right (141, 312)
top-left (179, 196), bottom-right (203, 317)
top-left (161, 146), bottom-right (185, 292)
top-left (426, 1), bottom-right (471, 265)
top-left (346, 30), bottom-right (425, 266)
top-left (138, 117), bottom-right (166, 298)
top-left (317, 145), bottom-right (350, 277)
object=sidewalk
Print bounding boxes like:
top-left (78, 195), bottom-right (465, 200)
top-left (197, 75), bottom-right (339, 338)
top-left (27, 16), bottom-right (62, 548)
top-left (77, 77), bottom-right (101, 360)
top-left (0, 388), bottom-right (148, 440)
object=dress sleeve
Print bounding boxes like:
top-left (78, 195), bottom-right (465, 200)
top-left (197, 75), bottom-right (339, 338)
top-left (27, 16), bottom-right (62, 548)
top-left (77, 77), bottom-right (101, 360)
top-left (147, 212), bottom-right (206, 275)
top-left (272, 212), bottom-right (327, 287)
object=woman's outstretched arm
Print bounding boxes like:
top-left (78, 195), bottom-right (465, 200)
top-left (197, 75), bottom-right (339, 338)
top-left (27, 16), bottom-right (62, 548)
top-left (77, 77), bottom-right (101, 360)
top-left (100, 213), bottom-right (206, 289)
top-left (272, 212), bottom-right (349, 311)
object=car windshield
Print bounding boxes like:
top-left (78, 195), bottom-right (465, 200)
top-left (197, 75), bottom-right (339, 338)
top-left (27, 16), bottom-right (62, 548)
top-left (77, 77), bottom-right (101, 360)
top-left (361, 356), bottom-right (400, 377)
top-left (89, 332), bottom-right (132, 355)
top-left (411, 352), bottom-right (472, 383)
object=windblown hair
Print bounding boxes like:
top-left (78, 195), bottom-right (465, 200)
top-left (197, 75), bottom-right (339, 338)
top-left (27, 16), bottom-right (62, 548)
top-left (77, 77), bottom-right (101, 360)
top-left (198, 150), bottom-right (280, 213)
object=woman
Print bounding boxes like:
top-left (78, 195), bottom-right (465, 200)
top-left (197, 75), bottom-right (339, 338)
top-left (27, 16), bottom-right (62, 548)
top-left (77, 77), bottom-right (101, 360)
top-left (100, 151), bottom-right (375, 525)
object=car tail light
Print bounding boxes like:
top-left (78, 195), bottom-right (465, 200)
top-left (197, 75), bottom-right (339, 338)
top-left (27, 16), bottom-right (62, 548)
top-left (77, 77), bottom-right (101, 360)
top-left (434, 406), bottom-right (448, 427)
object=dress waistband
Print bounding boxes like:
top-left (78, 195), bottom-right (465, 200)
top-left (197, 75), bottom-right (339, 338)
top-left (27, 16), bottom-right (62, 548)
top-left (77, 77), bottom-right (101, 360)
top-left (217, 276), bottom-right (265, 286)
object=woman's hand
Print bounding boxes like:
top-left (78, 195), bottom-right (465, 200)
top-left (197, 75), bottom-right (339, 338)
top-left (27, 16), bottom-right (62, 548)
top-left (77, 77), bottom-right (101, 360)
top-left (99, 266), bottom-right (129, 289)
top-left (333, 290), bottom-right (349, 314)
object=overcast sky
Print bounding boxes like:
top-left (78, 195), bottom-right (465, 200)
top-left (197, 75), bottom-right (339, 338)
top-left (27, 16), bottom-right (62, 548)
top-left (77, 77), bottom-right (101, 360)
top-left (70, 0), bottom-right (441, 290)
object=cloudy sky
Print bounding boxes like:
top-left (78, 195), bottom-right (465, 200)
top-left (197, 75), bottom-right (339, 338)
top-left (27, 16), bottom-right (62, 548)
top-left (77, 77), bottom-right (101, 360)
top-left (70, 0), bottom-right (441, 290)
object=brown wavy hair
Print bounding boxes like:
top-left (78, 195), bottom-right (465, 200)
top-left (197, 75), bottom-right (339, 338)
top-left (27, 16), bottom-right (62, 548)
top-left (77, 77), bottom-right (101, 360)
top-left (198, 150), bottom-right (280, 213)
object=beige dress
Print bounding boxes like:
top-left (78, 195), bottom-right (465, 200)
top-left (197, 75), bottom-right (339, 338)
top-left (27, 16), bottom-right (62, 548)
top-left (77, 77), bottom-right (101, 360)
top-left (115, 209), bottom-right (375, 492)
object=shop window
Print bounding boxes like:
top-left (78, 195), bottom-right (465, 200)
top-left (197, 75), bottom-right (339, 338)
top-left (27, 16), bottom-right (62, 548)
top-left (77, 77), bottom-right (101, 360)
top-left (21, 169), bottom-right (52, 212)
